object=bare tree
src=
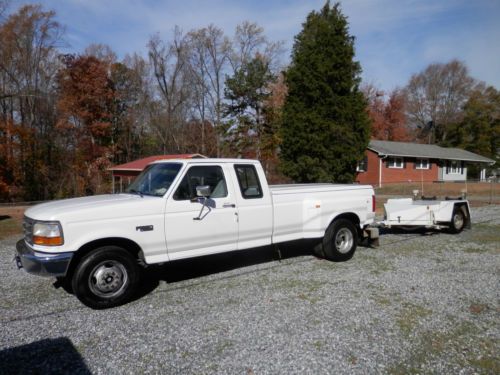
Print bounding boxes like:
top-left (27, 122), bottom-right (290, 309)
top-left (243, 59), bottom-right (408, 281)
top-left (121, 53), bottom-right (156, 159)
top-left (84, 43), bottom-right (117, 66)
top-left (404, 60), bottom-right (476, 143)
top-left (230, 21), bottom-right (284, 74)
top-left (186, 25), bottom-right (231, 156)
top-left (148, 28), bottom-right (191, 153)
top-left (186, 28), bottom-right (211, 154)
top-left (0, 4), bottom-right (64, 199)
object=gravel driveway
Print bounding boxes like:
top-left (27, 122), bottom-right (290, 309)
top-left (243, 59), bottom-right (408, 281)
top-left (1, 206), bottom-right (499, 374)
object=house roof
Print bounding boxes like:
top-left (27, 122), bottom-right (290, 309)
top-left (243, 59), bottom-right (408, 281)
top-left (368, 140), bottom-right (495, 164)
top-left (108, 154), bottom-right (206, 172)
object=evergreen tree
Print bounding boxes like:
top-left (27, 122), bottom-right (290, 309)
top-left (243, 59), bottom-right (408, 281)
top-left (280, 1), bottom-right (370, 182)
top-left (446, 86), bottom-right (500, 175)
top-left (224, 56), bottom-right (276, 158)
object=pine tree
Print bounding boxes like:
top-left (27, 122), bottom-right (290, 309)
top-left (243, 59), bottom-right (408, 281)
top-left (447, 86), bottom-right (500, 175)
top-left (224, 56), bottom-right (276, 158)
top-left (280, 1), bottom-right (370, 183)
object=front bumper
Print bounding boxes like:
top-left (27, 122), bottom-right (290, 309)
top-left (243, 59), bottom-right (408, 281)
top-left (15, 240), bottom-right (73, 277)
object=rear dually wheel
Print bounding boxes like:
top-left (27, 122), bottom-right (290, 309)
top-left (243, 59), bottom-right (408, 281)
top-left (322, 219), bottom-right (358, 261)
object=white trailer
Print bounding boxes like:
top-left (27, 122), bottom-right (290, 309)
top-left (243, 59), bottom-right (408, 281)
top-left (381, 198), bottom-right (471, 233)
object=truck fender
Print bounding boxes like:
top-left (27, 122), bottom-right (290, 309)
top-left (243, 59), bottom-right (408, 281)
top-left (66, 237), bottom-right (144, 278)
top-left (326, 212), bottom-right (362, 237)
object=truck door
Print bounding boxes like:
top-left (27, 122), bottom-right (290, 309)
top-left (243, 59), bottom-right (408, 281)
top-left (164, 164), bottom-right (238, 259)
top-left (231, 164), bottom-right (273, 250)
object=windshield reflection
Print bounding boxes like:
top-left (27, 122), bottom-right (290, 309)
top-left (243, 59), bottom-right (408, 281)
top-left (125, 163), bottom-right (182, 197)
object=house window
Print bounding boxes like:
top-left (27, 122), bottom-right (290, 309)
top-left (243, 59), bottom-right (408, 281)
top-left (387, 157), bottom-right (404, 169)
top-left (416, 158), bottom-right (429, 170)
top-left (447, 160), bottom-right (462, 174)
top-left (356, 156), bottom-right (368, 172)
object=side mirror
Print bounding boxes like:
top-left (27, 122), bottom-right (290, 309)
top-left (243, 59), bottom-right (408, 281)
top-left (193, 185), bottom-right (212, 221)
top-left (196, 185), bottom-right (211, 197)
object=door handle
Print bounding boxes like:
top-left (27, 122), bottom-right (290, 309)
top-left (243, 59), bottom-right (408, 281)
top-left (223, 203), bottom-right (236, 208)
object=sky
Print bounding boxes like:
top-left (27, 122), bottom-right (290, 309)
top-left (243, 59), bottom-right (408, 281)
top-left (8, 0), bottom-right (500, 92)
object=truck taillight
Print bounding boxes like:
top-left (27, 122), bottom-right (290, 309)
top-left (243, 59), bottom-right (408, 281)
top-left (372, 195), bottom-right (376, 212)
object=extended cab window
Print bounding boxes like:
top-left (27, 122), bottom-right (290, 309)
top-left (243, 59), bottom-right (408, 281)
top-left (173, 166), bottom-right (227, 200)
top-left (234, 164), bottom-right (263, 199)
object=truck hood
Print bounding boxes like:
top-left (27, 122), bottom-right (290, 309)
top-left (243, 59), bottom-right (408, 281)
top-left (25, 194), bottom-right (162, 222)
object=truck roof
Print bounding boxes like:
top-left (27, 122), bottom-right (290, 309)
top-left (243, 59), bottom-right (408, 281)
top-left (149, 158), bottom-right (260, 165)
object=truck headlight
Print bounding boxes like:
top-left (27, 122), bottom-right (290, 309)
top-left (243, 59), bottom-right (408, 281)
top-left (33, 222), bottom-right (64, 246)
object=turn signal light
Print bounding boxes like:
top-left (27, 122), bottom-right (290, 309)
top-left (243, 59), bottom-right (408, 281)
top-left (33, 236), bottom-right (63, 246)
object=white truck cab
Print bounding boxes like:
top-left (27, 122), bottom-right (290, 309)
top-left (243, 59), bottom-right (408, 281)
top-left (15, 159), bottom-right (375, 308)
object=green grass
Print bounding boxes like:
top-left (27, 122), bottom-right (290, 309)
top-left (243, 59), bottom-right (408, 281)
top-left (215, 340), bottom-right (234, 355)
top-left (396, 303), bottom-right (433, 337)
top-left (360, 254), bottom-right (395, 275)
top-left (463, 247), bottom-right (487, 254)
top-left (373, 296), bottom-right (392, 306)
top-left (313, 340), bottom-right (323, 350)
top-left (388, 320), bottom-right (500, 374)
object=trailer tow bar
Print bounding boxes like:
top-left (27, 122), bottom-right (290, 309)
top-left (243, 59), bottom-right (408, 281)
top-left (364, 226), bottom-right (380, 248)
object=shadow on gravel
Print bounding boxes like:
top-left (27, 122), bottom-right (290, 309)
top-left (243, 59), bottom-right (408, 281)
top-left (132, 239), bottom-right (317, 301)
top-left (131, 228), bottom-right (451, 302)
top-left (379, 227), bottom-right (445, 235)
top-left (374, 226), bottom-right (456, 246)
top-left (0, 337), bottom-right (91, 374)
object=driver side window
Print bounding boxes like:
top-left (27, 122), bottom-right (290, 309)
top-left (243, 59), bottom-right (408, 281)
top-left (173, 166), bottom-right (227, 200)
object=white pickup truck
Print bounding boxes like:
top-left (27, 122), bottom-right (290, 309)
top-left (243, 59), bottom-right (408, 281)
top-left (15, 158), bottom-right (376, 308)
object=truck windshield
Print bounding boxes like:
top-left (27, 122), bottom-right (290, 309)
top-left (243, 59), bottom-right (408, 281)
top-left (125, 163), bottom-right (182, 197)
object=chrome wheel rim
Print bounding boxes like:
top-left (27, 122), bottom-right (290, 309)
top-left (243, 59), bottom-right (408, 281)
top-left (453, 213), bottom-right (464, 230)
top-left (335, 228), bottom-right (353, 254)
top-left (88, 260), bottom-right (128, 298)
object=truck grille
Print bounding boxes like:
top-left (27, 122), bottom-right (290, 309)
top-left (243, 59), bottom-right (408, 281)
top-left (23, 216), bottom-right (34, 245)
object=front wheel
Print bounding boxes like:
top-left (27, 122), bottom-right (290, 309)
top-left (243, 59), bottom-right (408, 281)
top-left (322, 219), bottom-right (358, 261)
top-left (72, 246), bottom-right (140, 309)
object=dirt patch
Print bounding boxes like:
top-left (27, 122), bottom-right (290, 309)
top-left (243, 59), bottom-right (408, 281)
top-left (0, 206), bottom-right (27, 239)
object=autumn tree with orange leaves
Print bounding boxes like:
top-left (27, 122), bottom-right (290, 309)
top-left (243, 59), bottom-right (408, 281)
top-left (363, 84), bottom-right (410, 142)
top-left (57, 55), bottom-right (116, 195)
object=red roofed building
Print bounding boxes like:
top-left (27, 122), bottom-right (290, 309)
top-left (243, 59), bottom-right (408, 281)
top-left (109, 154), bottom-right (206, 192)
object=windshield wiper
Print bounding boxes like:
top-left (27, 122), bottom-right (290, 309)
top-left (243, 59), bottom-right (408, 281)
top-left (128, 189), bottom-right (143, 197)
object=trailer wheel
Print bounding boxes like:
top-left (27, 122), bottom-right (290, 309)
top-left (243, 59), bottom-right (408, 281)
top-left (71, 246), bottom-right (140, 309)
top-left (322, 219), bottom-right (358, 261)
top-left (450, 208), bottom-right (465, 234)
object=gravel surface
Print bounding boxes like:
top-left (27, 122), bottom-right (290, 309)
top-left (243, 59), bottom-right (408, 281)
top-left (1, 205), bottom-right (499, 374)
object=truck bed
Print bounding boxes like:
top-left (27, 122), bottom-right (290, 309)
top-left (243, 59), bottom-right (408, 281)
top-left (269, 183), bottom-right (373, 194)
top-left (269, 183), bottom-right (375, 243)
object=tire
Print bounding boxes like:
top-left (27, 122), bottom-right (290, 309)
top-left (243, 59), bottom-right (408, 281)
top-left (449, 208), bottom-right (465, 234)
top-left (71, 246), bottom-right (140, 309)
top-left (322, 219), bottom-right (358, 261)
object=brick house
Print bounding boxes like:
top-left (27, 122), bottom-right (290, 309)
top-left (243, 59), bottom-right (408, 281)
top-left (108, 154), bottom-right (205, 192)
top-left (356, 140), bottom-right (495, 186)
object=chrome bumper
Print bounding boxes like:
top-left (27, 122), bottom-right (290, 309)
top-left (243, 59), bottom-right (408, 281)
top-left (15, 240), bottom-right (73, 277)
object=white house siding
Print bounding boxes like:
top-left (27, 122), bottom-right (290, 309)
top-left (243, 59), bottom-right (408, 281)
top-left (441, 161), bottom-right (467, 181)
